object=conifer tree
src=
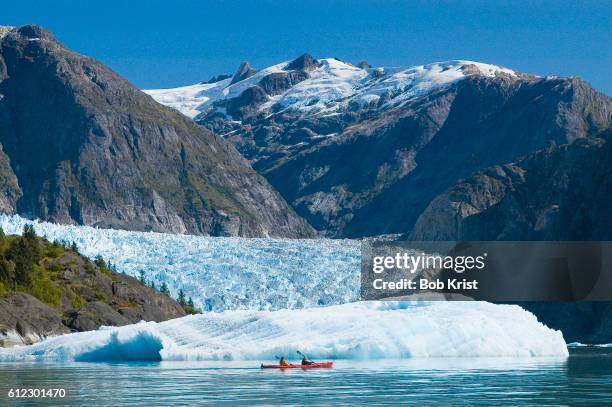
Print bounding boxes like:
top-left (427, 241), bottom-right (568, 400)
top-left (177, 288), bottom-right (186, 306)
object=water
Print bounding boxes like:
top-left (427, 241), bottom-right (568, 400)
top-left (1, 348), bottom-right (610, 406)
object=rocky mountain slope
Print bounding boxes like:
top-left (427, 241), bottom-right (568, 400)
top-left (147, 55), bottom-right (612, 238)
top-left (407, 129), bottom-right (612, 343)
top-left (0, 226), bottom-right (185, 347)
top-left (0, 25), bottom-right (313, 238)
top-left (410, 129), bottom-right (612, 240)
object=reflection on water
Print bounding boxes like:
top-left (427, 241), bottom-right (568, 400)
top-left (0, 349), bottom-right (611, 406)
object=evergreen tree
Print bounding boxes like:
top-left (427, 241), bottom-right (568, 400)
top-left (94, 255), bottom-right (106, 271)
top-left (23, 224), bottom-right (37, 241)
top-left (7, 225), bottom-right (42, 287)
top-left (150, 280), bottom-right (156, 290)
top-left (177, 288), bottom-right (186, 306)
top-left (138, 270), bottom-right (146, 285)
top-left (0, 259), bottom-right (15, 285)
top-left (187, 297), bottom-right (195, 313)
top-left (160, 282), bottom-right (170, 296)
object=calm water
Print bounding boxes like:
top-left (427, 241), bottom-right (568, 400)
top-left (1, 348), bottom-right (611, 406)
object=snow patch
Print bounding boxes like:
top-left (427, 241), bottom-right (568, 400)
top-left (0, 26), bottom-right (13, 40)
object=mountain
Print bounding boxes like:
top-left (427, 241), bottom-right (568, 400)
top-left (0, 226), bottom-right (185, 347)
top-left (0, 25), bottom-right (313, 238)
top-left (410, 129), bottom-right (612, 240)
top-left (147, 55), bottom-right (612, 238)
top-left (405, 128), bottom-right (612, 343)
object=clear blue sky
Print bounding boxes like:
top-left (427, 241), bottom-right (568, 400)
top-left (4, 0), bottom-right (611, 94)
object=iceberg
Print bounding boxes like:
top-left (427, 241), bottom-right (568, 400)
top-left (0, 301), bottom-right (568, 362)
top-left (0, 215), bottom-right (360, 311)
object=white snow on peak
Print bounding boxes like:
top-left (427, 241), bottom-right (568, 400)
top-left (0, 26), bottom-right (14, 39)
top-left (144, 78), bottom-right (231, 119)
top-left (0, 301), bottom-right (568, 362)
top-left (144, 59), bottom-right (517, 119)
top-left (144, 61), bottom-right (288, 119)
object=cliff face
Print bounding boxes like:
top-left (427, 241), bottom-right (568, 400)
top-left (0, 25), bottom-right (313, 238)
top-left (410, 130), bottom-right (612, 240)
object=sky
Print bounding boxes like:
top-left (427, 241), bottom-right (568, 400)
top-left (3, 0), bottom-right (611, 94)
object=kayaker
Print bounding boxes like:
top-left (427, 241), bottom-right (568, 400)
top-left (279, 357), bottom-right (290, 367)
top-left (301, 355), bottom-right (315, 365)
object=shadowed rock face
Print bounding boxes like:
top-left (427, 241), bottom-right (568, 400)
top-left (230, 61), bottom-right (257, 84)
top-left (285, 53), bottom-right (320, 72)
top-left (0, 25), bottom-right (313, 238)
top-left (408, 130), bottom-right (612, 344)
top-left (205, 74), bottom-right (231, 84)
top-left (410, 130), bottom-right (612, 241)
top-left (356, 60), bottom-right (370, 69)
top-left (206, 69), bottom-right (610, 237)
top-left (0, 293), bottom-right (69, 346)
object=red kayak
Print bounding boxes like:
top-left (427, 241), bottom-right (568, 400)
top-left (261, 362), bottom-right (333, 369)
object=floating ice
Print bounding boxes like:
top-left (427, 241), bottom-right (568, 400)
top-left (0, 214), bottom-right (360, 311)
top-left (0, 301), bottom-right (568, 362)
top-left (567, 342), bottom-right (612, 348)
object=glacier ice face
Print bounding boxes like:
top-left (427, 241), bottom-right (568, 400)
top-left (0, 215), bottom-right (360, 311)
top-left (0, 301), bottom-right (568, 362)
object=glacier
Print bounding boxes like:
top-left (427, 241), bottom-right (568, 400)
top-left (0, 215), bottom-right (570, 359)
top-left (0, 214), bottom-right (360, 311)
top-left (0, 301), bottom-right (568, 362)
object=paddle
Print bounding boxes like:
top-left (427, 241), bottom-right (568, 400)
top-left (296, 350), bottom-right (315, 363)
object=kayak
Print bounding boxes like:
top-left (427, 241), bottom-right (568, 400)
top-left (260, 362), bottom-right (333, 369)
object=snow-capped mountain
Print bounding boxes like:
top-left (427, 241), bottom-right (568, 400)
top-left (146, 54), bottom-right (611, 241)
top-left (145, 57), bottom-right (517, 120)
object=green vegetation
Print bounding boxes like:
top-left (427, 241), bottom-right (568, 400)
top-left (176, 288), bottom-right (200, 315)
top-left (0, 226), bottom-right (163, 309)
top-left (0, 225), bottom-right (66, 308)
top-left (0, 225), bottom-right (201, 317)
